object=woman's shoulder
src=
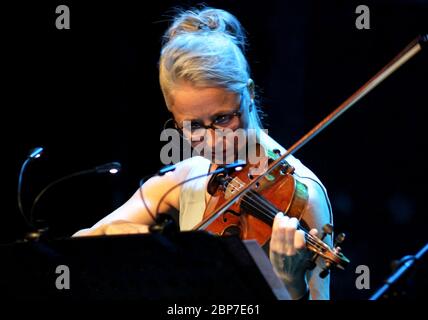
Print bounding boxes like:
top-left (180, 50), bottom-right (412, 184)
top-left (258, 131), bottom-right (324, 186)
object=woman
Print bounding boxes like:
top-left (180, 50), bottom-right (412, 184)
top-left (74, 7), bottom-right (332, 300)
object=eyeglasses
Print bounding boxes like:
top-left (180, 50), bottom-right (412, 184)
top-left (174, 110), bottom-right (242, 136)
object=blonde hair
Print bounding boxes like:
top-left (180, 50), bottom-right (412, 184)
top-left (159, 7), bottom-right (263, 131)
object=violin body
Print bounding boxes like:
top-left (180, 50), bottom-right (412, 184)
top-left (200, 146), bottom-right (350, 273)
top-left (203, 156), bottom-right (309, 247)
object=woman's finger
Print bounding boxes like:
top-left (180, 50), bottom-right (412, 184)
top-left (271, 212), bottom-right (287, 253)
top-left (104, 223), bottom-right (147, 235)
top-left (135, 224), bottom-right (150, 233)
top-left (309, 228), bottom-right (318, 236)
top-left (284, 217), bottom-right (298, 256)
top-left (294, 229), bottom-right (306, 250)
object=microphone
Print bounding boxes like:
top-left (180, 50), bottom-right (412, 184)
top-left (138, 160), bottom-right (246, 235)
top-left (28, 147), bottom-right (44, 159)
top-left (17, 147), bottom-right (44, 228)
top-left (157, 164), bottom-right (176, 176)
top-left (95, 161), bottom-right (122, 174)
top-left (28, 161), bottom-right (122, 230)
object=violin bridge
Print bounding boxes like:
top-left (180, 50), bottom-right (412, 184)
top-left (224, 177), bottom-right (245, 200)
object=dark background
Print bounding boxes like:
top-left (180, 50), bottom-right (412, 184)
top-left (2, 0), bottom-right (427, 299)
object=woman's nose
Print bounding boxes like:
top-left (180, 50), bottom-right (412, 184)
top-left (203, 128), bottom-right (217, 148)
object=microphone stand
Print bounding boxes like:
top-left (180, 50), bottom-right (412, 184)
top-left (17, 147), bottom-right (44, 230)
top-left (26, 162), bottom-right (122, 241)
top-left (370, 242), bottom-right (428, 300)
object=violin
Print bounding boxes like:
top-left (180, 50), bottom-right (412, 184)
top-left (191, 34), bottom-right (427, 277)
top-left (201, 149), bottom-right (350, 276)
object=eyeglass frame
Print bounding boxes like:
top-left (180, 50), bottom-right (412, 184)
top-left (172, 109), bottom-right (243, 135)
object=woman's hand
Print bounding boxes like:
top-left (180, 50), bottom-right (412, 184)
top-left (269, 212), bottom-right (317, 299)
top-left (73, 220), bottom-right (150, 237)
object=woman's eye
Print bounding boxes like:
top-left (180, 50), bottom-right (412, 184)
top-left (191, 122), bottom-right (203, 129)
top-left (214, 115), bottom-right (231, 124)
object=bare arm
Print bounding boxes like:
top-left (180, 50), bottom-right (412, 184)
top-left (73, 162), bottom-right (192, 237)
top-left (269, 178), bottom-right (332, 300)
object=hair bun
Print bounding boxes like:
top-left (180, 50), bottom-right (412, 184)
top-left (164, 7), bottom-right (247, 51)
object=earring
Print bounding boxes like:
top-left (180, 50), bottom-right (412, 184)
top-left (163, 118), bottom-right (175, 131)
top-left (163, 117), bottom-right (185, 140)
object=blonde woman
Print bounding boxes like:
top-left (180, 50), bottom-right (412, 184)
top-left (74, 7), bottom-right (332, 300)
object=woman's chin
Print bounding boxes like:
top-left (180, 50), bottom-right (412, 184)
top-left (202, 150), bottom-right (235, 164)
top-left (194, 145), bottom-right (244, 165)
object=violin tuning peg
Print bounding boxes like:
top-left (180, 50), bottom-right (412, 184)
top-left (319, 269), bottom-right (330, 279)
top-left (334, 232), bottom-right (346, 247)
top-left (272, 149), bottom-right (282, 156)
top-left (305, 259), bottom-right (317, 271)
top-left (317, 260), bottom-right (332, 278)
top-left (319, 223), bottom-right (334, 240)
top-left (322, 223), bottom-right (334, 235)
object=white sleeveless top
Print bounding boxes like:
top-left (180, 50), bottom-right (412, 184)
top-left (177, 132), bottom-right (327, 231)
top-left (178, 156), bottom-right (212, 231)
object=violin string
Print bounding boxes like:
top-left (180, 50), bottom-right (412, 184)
top-left (212, 177), bottom-right (326, 253)
top-left (227, 179), bottom-right (326, 251)
top-left (226, 179), bottom-right (329, 253)
top-left (223, 179), bottom-right (328, 253)
top-left (241, 195), bottom-right (326, 253)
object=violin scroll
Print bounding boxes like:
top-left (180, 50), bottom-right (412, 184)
top-left (305, 223), bottom-right (350, 278)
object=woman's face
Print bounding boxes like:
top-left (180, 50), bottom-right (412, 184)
top-left (169, 82), bottom-right (247, 164)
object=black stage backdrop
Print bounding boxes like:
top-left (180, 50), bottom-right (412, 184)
top-left (1, 0), bottom-right (427, 300)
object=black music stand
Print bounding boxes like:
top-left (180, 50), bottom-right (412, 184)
top-left (0, 231), bottom-right (290, 300)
